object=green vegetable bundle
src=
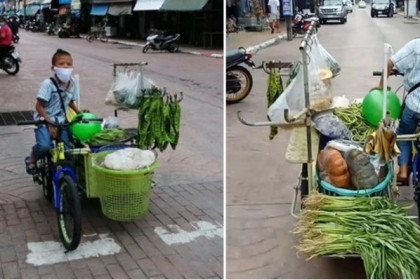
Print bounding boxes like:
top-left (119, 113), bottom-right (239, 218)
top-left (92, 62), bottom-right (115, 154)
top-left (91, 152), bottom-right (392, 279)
top-left (88, 128), bottom-right (127, 146)
top-left (334, 103), bottom-right (377, 142)
top-left (295, 193), bottom-right (420, 279)
top-left (137, 88), bottom-right (181, 152)
top-left (266, 69), bottom-right (284, 140)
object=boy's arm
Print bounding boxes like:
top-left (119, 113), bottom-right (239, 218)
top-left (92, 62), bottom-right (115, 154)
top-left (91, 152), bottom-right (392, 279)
top-left (36, 79), bottom-right (54, 123)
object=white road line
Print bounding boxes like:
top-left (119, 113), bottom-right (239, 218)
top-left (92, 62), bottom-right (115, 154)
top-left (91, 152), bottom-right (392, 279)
top-left (26, 234), bottom-right (121, 266)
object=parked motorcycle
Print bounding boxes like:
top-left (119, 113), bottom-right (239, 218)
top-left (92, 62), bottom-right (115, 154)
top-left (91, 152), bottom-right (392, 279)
top-left (12, 34), bottom-right (19, 44)
top-left (292, 10), bottom-right (320, 37)
top-left (226, 47), bottom-right (256, 104)
top-left (142, 30), bottom-right (180, 53)
top-left (24, 21), bottom-right (32, 31)
top-left (46, 23), bottom-right (55, 36)
top-left (58, 24), bottom-right (80, 38)
top-left (0, 45), bottom-right (21, 75)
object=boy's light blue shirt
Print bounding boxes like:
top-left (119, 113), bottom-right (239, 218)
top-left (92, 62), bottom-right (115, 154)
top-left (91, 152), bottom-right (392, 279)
top-left (390, 38), bottom-right (420, 113)
top-left (33, 77), bottom-right (78, 124)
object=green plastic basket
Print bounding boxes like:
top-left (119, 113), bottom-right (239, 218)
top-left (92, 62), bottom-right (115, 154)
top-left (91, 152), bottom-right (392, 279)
top-left (92, 150), bottom-right (159, 222)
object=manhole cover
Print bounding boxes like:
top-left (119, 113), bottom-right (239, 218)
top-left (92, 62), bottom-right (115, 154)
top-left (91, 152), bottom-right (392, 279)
top-left (0, 111), bottom-right (34, 126)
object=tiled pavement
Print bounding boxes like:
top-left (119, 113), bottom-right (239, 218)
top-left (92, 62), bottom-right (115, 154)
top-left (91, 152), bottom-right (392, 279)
top-left (0, 181), bottom-right (223, 279)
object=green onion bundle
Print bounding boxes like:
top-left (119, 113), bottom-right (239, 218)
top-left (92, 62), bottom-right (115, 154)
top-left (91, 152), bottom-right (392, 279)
top-left (295, 193), bottom-right (420, 279)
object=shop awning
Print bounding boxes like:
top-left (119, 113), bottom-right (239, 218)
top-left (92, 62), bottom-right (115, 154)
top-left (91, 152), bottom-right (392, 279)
top-left (160, 0), bottom-right (208, 11)
top-left (90, 4), bottom-right (109, 15)
top-left (133, 0), bottom-right (164, 11)
top-left (42, 0), bottom-right (51, 4)
top-left (25, 5), bottom-right (40, 16)
top-left (58, 0), bottom-right (71, 4)
top-left (108, 3), bottom-right (132, 15)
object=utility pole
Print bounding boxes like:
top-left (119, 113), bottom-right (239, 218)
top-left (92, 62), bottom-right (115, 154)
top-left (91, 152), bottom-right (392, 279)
top-left (281, 0), bottom-right (293, 40)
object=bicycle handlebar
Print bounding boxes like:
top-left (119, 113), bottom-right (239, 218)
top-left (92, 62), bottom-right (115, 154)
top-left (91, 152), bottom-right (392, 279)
top-left (372, 69), bottom-right (404, 77)
top-left (17, 116), bottom-right (103, 127)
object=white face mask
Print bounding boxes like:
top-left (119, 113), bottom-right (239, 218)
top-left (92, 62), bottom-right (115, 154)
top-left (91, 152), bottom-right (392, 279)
top-left (53, 67), bottom-right (73, 83)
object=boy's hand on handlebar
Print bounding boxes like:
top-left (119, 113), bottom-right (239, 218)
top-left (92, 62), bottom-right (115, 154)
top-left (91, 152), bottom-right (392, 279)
top-left (48, 125), bottom-right (57, 138)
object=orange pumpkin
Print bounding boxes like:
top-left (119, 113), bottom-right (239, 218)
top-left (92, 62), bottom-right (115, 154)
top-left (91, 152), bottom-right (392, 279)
top-left (317, 147), bottom-right (351, 188)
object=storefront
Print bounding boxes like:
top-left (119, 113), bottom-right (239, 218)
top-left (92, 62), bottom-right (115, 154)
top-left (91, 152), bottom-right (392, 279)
top-left (89, 1), bottom-right (132, 37)
top-left (132, 0), bottom-right (165, 38)
top-left (158, 0), bottom-right (223, 48)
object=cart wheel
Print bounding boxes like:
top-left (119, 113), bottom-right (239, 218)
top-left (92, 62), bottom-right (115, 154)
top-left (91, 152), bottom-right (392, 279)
top-left (57, 175), bottom-right (81, 251)
top-left (300, 163), bottom-right (309, 208)
top-left (40, 158), bottom-right (53, 202)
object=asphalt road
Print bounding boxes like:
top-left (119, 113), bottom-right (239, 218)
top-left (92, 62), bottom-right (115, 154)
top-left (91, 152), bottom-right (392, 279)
top-left (226, 7), bottom-right (418, 279)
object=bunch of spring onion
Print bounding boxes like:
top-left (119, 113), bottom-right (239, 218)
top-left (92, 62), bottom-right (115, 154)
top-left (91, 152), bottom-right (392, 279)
top-left (295, 193), bottom-right (420, 279)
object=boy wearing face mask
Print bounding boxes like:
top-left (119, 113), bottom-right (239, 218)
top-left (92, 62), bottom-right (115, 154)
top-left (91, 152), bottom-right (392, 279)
top-left (25, 49), bottom-right (84, 174)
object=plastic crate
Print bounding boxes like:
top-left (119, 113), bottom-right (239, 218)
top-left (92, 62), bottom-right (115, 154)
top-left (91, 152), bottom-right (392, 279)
top-left (92, 151), bottom-right (159, 222)
top-left (317, 162), bottom-right (393, 197)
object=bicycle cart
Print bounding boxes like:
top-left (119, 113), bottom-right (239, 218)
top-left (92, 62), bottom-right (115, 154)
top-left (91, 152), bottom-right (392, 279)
top-left (17, 62), bottom-right (166, 252)
top-left (236, 20), bottom-right (420, 277)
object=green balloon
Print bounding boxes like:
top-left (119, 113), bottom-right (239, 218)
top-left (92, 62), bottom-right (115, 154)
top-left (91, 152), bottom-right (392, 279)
top-left (70, 113), bottom-right (103, 142)
top-left (362, 89), bottom-right (402, 126)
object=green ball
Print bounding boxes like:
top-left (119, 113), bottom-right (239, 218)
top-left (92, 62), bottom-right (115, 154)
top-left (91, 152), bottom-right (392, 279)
top-left (362, 89), bottom-right (401, 126)
top-left (70, 113), bottom-right (102, 142)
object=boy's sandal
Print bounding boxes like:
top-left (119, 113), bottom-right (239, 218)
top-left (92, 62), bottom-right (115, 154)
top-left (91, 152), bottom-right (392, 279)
top-left (396, 176), bottom-right (409, 187)
top-left (25, 157), bottom-right (38, 175)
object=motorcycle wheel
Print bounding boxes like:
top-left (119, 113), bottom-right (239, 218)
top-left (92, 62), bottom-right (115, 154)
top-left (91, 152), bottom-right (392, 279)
top-left (25, 27), bottom-right (29, 31)
top-left (142, 45), bottom-right (151, 53)
top-left (168, 42), bottom-right (179, 53)
top-left (2, 55), bottom-right (20, 75)
top-left (292, 27), bottom-right (298, 38)
top-left (100, 36), bottom-right (108, 43)
top-left (226, 65), bottom-right (253, 105)
top-left (13, 38), bottom-right (19, 44)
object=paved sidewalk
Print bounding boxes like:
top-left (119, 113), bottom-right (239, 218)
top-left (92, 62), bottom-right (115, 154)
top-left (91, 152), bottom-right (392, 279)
top-left (226, 23), bottom-right (288, 55)
top-left (81, 35), bottom-right (224, 59)
top-left (0, 182), bottom-right (223, 279)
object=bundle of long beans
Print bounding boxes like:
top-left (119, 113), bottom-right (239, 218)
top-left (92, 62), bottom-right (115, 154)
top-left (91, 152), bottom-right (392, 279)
top-left (295, 193), bottom-right (420, 279)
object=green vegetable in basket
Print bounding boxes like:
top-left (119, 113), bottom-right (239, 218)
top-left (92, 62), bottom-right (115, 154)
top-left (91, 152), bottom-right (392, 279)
top-left (88, 128), bottom-right (127, 146)
top-left (334, 103), bottom-right (377, 142)
top-left (295, 193), bottom-right (420, 279)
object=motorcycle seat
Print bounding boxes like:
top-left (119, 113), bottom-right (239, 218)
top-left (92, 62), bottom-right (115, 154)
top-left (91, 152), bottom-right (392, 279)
top-left (226, 49), bottom-right (243, 64)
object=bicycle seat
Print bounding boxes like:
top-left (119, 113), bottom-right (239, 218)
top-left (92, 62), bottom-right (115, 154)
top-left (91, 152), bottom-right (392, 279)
top-left (226, 49), bottom-right (244, 64)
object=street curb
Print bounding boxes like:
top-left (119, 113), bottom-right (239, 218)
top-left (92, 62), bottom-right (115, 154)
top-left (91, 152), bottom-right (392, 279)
top-left (397, 12), bottom-right (420, 20)
top-left (80, 35), bottom-right (223, 59)
top-left (245, 34), bottom-right (287, 55)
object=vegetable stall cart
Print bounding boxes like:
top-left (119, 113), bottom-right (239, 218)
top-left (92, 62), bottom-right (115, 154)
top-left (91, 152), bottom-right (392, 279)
top-left (237, 20), bottom-right (420, 279)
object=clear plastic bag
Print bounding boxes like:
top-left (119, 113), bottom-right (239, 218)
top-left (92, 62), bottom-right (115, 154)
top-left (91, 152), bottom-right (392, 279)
top-left (103, 116), bottom-right (119, 129)
top-left (313, 34), bottom-right (341, 77)
top-left (105, 69), bottom-right (155, 109)
top-left (267, 50), bottom-right (331, 124)
top-left (312, 113), bottom-right (352, 140)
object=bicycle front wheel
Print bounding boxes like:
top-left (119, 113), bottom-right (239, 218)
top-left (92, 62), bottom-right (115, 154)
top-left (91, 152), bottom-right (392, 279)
top-left (57, 175), bottom-right (81, 251)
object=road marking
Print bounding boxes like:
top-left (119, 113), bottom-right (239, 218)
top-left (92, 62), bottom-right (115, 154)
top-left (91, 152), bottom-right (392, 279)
top-left (26, 234), bottom-right (121, 266)
top-left (154, 221), bottom-right (223, 245)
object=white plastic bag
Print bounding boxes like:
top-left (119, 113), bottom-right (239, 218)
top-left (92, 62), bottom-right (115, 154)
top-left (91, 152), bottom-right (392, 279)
top-left (102, 148), bottom-right (156, 170)
top-left (267, 50), bottom-right (331, 124)
top-left (332, 96), bottom-right (350, 108)
top-left (105, 70), bottom-right (155, 109)
top-left (313, 34), bottom-right (341, 77)
top-left (326, 139), bottom-right (363, 154)
top-left (103, 116), bottom-right (119, 129)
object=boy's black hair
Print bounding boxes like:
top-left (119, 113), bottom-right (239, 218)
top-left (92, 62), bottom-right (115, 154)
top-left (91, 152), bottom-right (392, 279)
top-left (52, 49), bottom-right (72, 65)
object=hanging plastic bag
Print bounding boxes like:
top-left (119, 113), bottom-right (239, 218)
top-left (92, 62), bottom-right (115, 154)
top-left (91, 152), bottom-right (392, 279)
top-left (267, 49), bottom-right (331, 124)
top-left (105, 69), bottom-right (155, 109)
top-left (312, 34), bottom-right (341, 77)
